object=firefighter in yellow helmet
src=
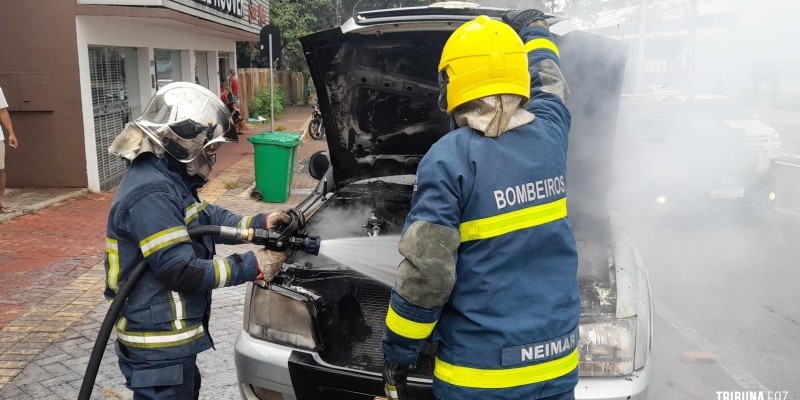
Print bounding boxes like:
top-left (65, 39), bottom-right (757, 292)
top-left (380, 9), bottom-right (578, 400)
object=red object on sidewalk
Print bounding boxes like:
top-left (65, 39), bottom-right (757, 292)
top-left (0, 193), bottom-right (111, 329)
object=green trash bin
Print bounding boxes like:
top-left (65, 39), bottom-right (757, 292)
top-left (248, 132), bottom-right (302, 203)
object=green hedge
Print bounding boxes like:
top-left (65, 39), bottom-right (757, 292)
top-left (249, 86), bottom-right (285, 120)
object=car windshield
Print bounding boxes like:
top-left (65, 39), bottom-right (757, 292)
top-left (621, 106), bottom-right (739, 143)
top-left (694, 99), bottom-right (753, 120)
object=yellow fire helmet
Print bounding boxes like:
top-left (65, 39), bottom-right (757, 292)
top-left (437, 15), bottom-right (530, 114)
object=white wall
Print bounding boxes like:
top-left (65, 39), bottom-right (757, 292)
top-left (121, 47), bottom-right (142, 118)
top-left (136, 47), bottom-right (153, 113)
top-left (76, 15), bottom-right (237, 191)
top-left (208, 51), bottom-right (221, 94)
top-left (77, 0), bottom-right (267, 34)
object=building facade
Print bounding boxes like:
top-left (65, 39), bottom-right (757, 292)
top-left (0, 0), bottom-right (268, 191)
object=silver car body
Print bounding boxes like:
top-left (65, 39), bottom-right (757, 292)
top-left (235, 210), bottom-right (652, 400)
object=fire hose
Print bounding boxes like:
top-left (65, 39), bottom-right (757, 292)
top-left (78, 212), bottom-right (320, 400)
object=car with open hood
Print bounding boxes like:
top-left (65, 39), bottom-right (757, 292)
top-left (234, 3), bottom-right (652, 400)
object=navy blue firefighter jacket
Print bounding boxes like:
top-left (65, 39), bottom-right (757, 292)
top-left (104, 153), bottom-right (264, 361)
top-left (381, 25), bottom-right (580, 400)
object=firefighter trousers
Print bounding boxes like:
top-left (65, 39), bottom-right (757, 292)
top-left (116, 342), bottom-right (201, 400)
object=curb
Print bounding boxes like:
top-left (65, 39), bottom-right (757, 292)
top-left (300, 114), bottom-right (313, 141)
top-left (0, 188), bottom-right (90, 223)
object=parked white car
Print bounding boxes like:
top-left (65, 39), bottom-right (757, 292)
top-left (692, 94), bottom-right (782, 158)
top-left (625, 93), bottom-right (782, 158)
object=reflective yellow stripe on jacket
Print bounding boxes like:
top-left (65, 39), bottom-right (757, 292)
top-left (238, 215), bottom-right (253, 230)
top-left (184, 201), bottom-right (207, 225)
top-left (116, 323), bottom-right (206, 349)
top-left (106, 238), bottom-right (120, 293)
top-left (169, 291), bottom-right (186, 330)
top-left (213, 257), bottom-right (232, 288)
top-left (385, 305), bottom-right (436, 340)
top-left (434, 348), bottom-right (579, 389)
top-left (525, 38), bottom-right (560, 58)
top-left (460, 197), bottom-right (568, 242)
top-left (139, 226), bottom-right (190, 257)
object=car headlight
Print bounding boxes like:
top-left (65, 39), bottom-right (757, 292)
top-left (578, 317), bottom-right (635, 376)
top-left (246, 285), bottom-right (320, 350)
top-left (771, 131), bottom-right (781, 142)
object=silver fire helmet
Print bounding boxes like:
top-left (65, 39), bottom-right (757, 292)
top-left (134, 82), bottom-right (237, 179)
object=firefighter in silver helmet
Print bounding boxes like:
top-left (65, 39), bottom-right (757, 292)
top-left (104, 82), bottom-right (288, 399)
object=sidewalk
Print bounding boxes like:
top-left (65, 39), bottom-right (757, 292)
top-left (0, 188), bottom-right (89, 223)
top-left (0, 106), bottom-right (329, 399)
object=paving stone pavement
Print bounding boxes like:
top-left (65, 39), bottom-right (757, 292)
top-left (0, 108), bottom-right (328, 399)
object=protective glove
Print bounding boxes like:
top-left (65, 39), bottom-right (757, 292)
top-left (382, 359), bottom-right (409, 400)
top-left (252, 211), bottom-right (293, 285)
top-left (254, 255), bottom-right (265, 281)
top-left (266, 210), bottom-right (292, 230)
top-left (254, 247), bottom-right (286, 284)
top-left (501, 9), bottom-right (548, 32)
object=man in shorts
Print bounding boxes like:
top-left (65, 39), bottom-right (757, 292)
top-left (0, 85), bottom-right (19, 214)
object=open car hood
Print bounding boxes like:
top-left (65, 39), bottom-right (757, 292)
top-left (301, 8), bottom-right (628, 261)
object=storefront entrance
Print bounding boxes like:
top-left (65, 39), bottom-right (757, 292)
top-left (89, 46), bottom-right (137, 191)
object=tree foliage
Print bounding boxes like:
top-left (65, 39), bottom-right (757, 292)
top-left (237, 41), bottom-right (264, 69)
top-left (268, 0), bottom-right (335, 72)
top-left (249, 86), bottom-right (286, 119)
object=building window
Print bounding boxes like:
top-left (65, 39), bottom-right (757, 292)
top-left (155, 49), bottom-right (183, 90)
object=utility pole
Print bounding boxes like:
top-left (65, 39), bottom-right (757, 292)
top-left (686, 0), bottom-right (698, 92)
top-left (635, 0), bottom-right (648, 92)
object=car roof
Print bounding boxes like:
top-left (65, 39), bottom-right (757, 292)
top-left (352, 3), bottom-right (506, 27)
top-left (692, 93), bottom-right (734, 101)
top-left (622, 93), bottom-right (736, 102)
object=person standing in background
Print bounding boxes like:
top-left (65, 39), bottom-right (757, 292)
top-left (0, 86), bottom-right (19, 214)
top-left (229, 69), bottom-right (240, 98)
top-left (220, 80), bottom-right (231, 105)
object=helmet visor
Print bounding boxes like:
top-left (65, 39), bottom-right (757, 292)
top-left (438, 70), bottom-right (449, 113)
top-left (156, 120), bottom-right (230, 163)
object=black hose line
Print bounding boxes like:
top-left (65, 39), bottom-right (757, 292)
top-left (78, 257), bottom-right (147, 400)
top-left (78, 225), bottom-right (229, 400)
